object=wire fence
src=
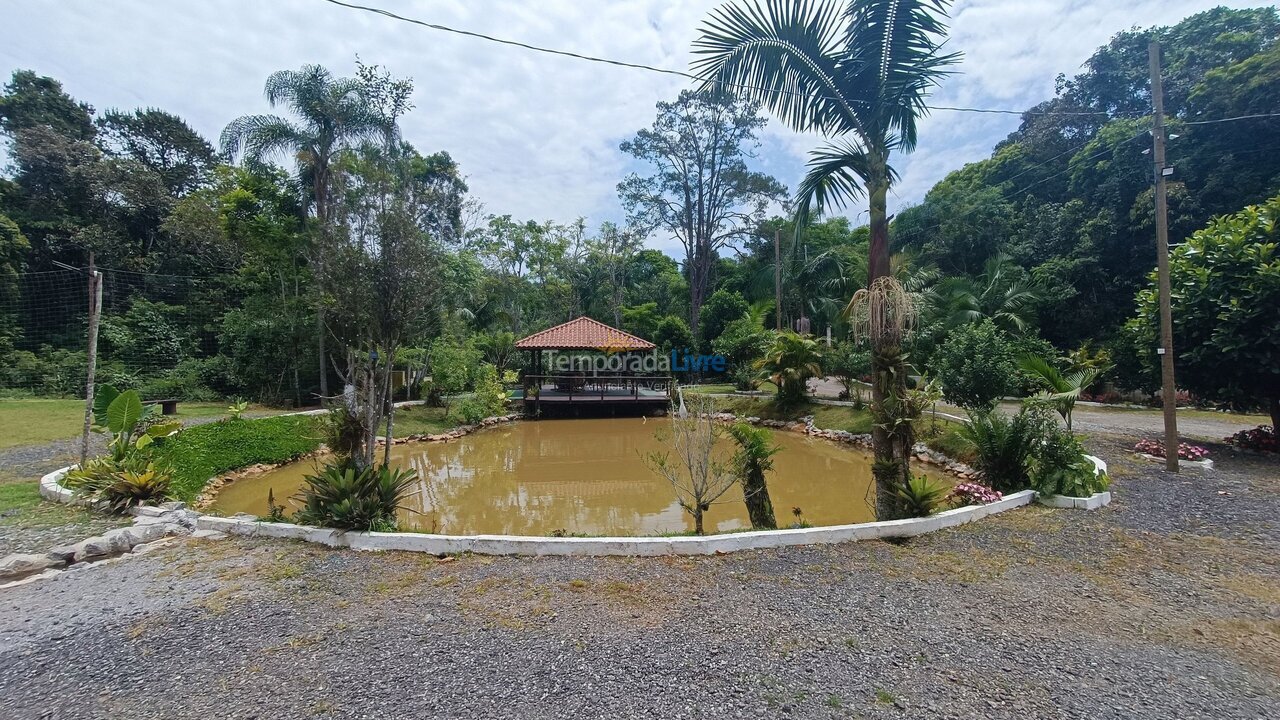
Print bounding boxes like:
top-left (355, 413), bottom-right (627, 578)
top-left (2, 267), bottom-right (241, 400)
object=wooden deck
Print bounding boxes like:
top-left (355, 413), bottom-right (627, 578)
top-left (522, 375), bottom-right (673, 412)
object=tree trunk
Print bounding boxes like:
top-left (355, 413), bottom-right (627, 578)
top-left (866, 164), bottom-right (908, 521)
top-left (741, 468), bottom-right (777, 530)
top-left (383, 356), bottom-right (395, 467)
top-left (693, 509), bottom-right (704, 536)
top-left (1270, 396), bottom-right (1279, 434)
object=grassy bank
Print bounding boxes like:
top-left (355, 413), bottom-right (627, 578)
top-left (0, 398), bottom-right (289, 449)
top-left (390, 405), bottom-right (456, 437)
top-left (154, 415), bottom-right (324, 500)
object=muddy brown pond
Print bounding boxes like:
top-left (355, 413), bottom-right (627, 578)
top-left (210, 418), bottom-right (946, 536)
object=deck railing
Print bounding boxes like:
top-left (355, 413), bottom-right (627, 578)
top-left (522, 374), bottom-right (673, 403)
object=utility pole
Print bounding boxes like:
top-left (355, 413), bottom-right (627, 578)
top-left (774, 229), bottom-right (782, 331)
top-left (80, 254), bottom-right (102, 465)
top-left (1149, 40), bottom-right (1180, 473)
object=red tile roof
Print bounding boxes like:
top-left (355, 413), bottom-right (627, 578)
top-left (515, 316), bottom-right (656, 351)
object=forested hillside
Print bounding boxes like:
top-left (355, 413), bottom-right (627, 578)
top-left (892, 7), bottom-right (1279, 352)
top-left (0, 6), bottom-right (1276, 409)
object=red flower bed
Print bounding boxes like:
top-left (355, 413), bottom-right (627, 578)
top-left (1225, 425), bottom-right (1278, 453)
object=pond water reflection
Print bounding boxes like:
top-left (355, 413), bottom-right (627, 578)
top-left (210, 418), bottom-right (939, 536)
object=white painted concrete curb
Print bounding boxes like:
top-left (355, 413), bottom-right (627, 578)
top-left (194, 489), bottom-right (1038, 556)
top-left (37, 425), bottom-right (1115, 557)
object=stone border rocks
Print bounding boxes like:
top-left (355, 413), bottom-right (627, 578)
top-left (4, 473), bottom-right (201, 586)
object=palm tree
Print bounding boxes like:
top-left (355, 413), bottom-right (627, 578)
top-left (755, 331), bottom-right (824, 405)
top-left (1018, 354), bottom-right (1110, 431)
top-left (221, 65), bottom-right (395, 398)
top-left (694, 0), bottom-right (959, 519)
top-left (924, 253), bottom-right (1041, 334)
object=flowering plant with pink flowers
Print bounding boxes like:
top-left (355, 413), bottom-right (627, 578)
top-left (1133, 439), bottom-right (1210, 461)
top-left (947, 482), bottom-right (1003, 507)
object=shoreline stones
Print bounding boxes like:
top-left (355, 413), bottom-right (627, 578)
top-left (699, 411), bottom-right (979, 481)
top-left (0, 503), bottom-right (203, 586)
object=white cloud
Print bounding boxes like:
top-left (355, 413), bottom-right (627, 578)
top-left (0, 0), bottom-right (1271, 253)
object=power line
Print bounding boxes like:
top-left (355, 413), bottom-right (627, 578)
top-left (318, 0), bottom-right (1114, 118)
top-left (891, 126), bottom-right (1152, 243)
top-left (1184, 112), bottom-right (1280, 126)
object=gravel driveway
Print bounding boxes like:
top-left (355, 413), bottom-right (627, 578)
top-left (2, 431), bottom-right (1278, 719)
top-left (806, 377), bottom-right (1265, 440)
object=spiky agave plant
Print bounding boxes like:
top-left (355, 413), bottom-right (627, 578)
top-left (294, 461), bottom-right (417, 531)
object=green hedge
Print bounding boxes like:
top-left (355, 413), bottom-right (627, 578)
top-left (154, 415), bottom-right (323, 500)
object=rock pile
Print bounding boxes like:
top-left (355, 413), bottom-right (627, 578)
top-left (391, 414), bottom-right (522, 444)
top-left (0, 501), bottom-right (210, 586)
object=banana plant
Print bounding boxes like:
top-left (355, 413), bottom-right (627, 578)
top-left (91, 386), bottom-right (182, 459)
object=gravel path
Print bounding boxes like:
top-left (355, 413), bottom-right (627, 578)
top-left (805, 377), bottom-right (1265, 441)
top-left (2, 431), bottom-right (1278, 719)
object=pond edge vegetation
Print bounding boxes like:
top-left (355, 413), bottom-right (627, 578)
top-left (38, 407), bottom-right (1111, 556)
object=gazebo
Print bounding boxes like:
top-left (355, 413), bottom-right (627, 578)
top-left (515, 316), bottom-right (673, 415)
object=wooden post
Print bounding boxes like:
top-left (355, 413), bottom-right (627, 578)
top-left (1149, 40), bottom-right (1180, 473)
top-left (774, 229), bottom-right (782, 331)
top-left (80, 254), bottom-right (101, 465)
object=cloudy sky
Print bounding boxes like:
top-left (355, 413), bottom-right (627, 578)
top-left (0, 0), bottom-right (1265, 255)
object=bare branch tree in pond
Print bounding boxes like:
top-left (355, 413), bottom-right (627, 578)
top-left (644, 395), bottom-right (737, 535)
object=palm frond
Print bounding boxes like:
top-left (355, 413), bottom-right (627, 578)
top-left (264, 65), bottom-right (333, 109)
top-left (692, 0), bottom-right (862, 136)
top-left (794, 139), bottom-right (898, 228)
top-left (840, 0), bottom-right (961, 151)
top-left (220, 114), bottom-right (308, 163)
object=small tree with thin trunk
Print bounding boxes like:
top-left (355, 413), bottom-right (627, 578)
top-left (644, 395), bottom-right (737, 535)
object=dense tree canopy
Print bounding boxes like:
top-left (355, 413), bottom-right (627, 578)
top-left (0, 4), bottom-right (1276, 420)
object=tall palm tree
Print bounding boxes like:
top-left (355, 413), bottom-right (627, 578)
top-left (694, 0), bottom-right (959, 519)
top-left (221, 65), bottom-right (394, 398)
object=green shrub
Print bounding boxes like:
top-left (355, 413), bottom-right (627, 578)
top-left (929, 319), bottom-right (1017, 411)
top-left (294, 460), bottom-right (417, 531)
top-left (1029, 425), bottom-right (1109, 498)
top-left (957, 408), bottom-right (1046, 493)
top-left (153, 414), bottom-right (323, 500)
top-left (137, 358), bottom-right (220, 402)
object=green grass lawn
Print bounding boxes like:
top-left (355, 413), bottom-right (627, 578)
top-left (0, 478), bottom-right (127, 532)
top-left (390, 405), bottom-right (456, 437)
top-left (0, 398), bottom-right (289, 449)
